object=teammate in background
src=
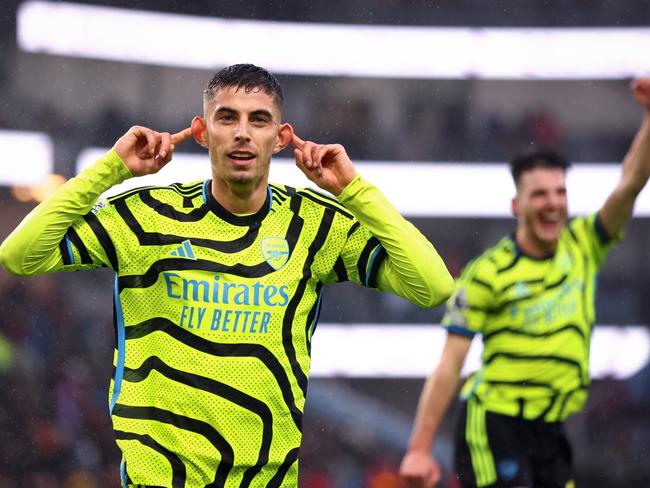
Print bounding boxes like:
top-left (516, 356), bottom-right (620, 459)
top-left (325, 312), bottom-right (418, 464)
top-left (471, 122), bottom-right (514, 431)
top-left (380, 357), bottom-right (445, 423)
top-left (399, 79), bottom-right (650, 488)
top-left (0, 64), bottom-right (453, 487)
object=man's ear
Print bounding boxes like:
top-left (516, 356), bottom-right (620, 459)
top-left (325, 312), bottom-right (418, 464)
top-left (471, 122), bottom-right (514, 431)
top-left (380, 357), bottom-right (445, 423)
top-left (191, 116), bottom-right (208, 148)
top-left (511, 196), bottom-right (518, 217)
top-left (273, 123), bottom-right (294, 154)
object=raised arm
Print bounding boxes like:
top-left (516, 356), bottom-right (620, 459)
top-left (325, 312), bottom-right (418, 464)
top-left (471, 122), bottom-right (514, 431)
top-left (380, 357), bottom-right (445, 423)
top-left (399, 334), bottom-right (472, 488)
top-left (598, 79), bottom-right (650, 238)
top-left (0, 126), bottom-right (191, 275)
top-left (292, 134), bottom-right (454, 307)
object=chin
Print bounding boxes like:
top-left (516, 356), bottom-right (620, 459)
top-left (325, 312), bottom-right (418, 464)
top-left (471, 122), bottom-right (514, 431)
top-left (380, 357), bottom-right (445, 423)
top-left (536, 231), bottom-right (561, 248)
top-left (225, 171), bottom-right (256, 185)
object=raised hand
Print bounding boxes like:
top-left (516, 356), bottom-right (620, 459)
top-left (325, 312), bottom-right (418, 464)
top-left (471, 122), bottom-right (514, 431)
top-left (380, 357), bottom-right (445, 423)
top-left (113, 126), bottom-right (193, 177)
top-left (292, 134), bottom-right (357, 196)
top-left (399, 450), bottom-right (441, 488)
top-left (632, 78), bottom-right (650, 111)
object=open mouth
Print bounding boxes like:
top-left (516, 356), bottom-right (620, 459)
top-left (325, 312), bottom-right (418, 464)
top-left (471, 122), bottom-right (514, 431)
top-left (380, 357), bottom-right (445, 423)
top-left (539, 212), bottom-right (563, 229)
top-left (228, 151), bottom-right (255, 161)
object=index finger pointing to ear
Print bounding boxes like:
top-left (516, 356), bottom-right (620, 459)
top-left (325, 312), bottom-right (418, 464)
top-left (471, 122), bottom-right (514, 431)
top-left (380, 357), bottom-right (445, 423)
top-left (292, 134), bottom-right (305, 149)
top-left (171, 127), bottom-right (193, 145)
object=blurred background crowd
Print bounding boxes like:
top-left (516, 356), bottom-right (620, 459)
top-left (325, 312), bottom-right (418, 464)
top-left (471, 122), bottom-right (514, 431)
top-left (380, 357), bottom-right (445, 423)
top-left (1, 1), bottom-right (650, 487)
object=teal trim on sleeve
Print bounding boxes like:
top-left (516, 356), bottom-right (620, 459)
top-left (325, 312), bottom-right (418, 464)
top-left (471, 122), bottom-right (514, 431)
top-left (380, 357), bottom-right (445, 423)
top-left (110, 277), bottom-right (126, 414)
top-left (594, 213), bottom-right (611, 244)
top-left (64, 234), bottom-right (75, 264)
top-left (446, 324), bottom-right (476, 338)
top-left (364, 245), bottom-right (382, 287)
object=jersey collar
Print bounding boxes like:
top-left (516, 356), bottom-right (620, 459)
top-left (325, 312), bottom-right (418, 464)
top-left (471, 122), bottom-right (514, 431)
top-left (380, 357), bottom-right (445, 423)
top-left (509, 233), bottom-right (555, 261)
top-left (203, 179), bottom-right (271, 226)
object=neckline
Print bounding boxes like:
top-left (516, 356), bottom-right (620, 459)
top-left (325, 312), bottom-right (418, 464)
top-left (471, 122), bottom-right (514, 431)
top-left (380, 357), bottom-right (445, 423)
top-left (203, 179), bottom-right (271, 226)
top-left (509, 233), bottom-right (555, 261)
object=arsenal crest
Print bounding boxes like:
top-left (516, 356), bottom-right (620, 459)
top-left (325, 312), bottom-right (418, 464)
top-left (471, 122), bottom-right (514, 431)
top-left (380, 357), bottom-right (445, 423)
top-left (260, 237), bottom-right (290, 270)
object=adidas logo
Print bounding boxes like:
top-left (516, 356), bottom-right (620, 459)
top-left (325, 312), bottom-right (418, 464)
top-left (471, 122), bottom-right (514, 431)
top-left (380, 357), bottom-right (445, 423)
top-left (171, 240), bottom-right (197, 260)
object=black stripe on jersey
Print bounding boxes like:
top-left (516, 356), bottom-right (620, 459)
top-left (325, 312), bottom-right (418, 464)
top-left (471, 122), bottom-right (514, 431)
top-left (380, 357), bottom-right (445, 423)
top-left (566, 224), bottom-right (580, 246)
top-left (491, 273), bottom-right (569, 313)
top-left (83, 212), bottom-right (119, 270)
top-left (118, 258), bottom-right (275, 291)
top-left (108, 182), bottom-right (204, 205)
top-left (139, 191), bottom-right (210, 222)
top-left (366, 246), bottom-right (387, 288)
top-left (484, 379), bottom-right (557, 390)
top-left (114, 198), bottom-right (261, 252)
top-left (112, 404), bottom-right (233, 487)
top-left (483, 323), bottom-right (585, 343)
top-left (333, 256), bottom-right (348, 282)
top-left (558, 387), bottom-right (588, 419)
top-left (269, 183), bottom-right (291, 199)
top-left (534, 393), bottom-right (560, 420)
top-left (562, 241), bottom-right (590, 334)
top-left (124, 317), bottom-right (303, 430)
top-left (170, 181), bottom-right (204, 195)
top-left (546, 273), bottom-right (568, 290)
top-left (484, 352), bottom-right (583, 375)
top-left (498, 277), bottom-right (544, 294)
top-left (347, 221), bottom-right (360, 238)
top-left (496, 250), bottom-right (521, 274)
top-left (271, 194), bottom-right (286, 208)
top-left (108, 185), bottom-right (160, 203)
top-left (467, 305), bottom-right (489, 313)
top-left (59, 237), bottom-right (72, 265)
top-left (283, 208), bottom-right (335, 397)
top-left (576, 247), bottom-right (592, 384)
top-left (357, 237), bottom-right (381, 286)
top-left (471, 277), bottom-right (494, 291)
top-left (122, 356), bottom-right (272, 487)
top-left (305, 283), bottom-right (323, 355)
top-left (284, 191), bottom-right (304, 257)
top-left (67, 227), bottom-right (92, 264)
top-left (298, 188), bottom-right (354, 220)
top-left (114, 430), bottom-right (186, 487)
top-left (271, 187), bottom-right (287, 205)
top-left (266, 447), bottom-right (299, 488)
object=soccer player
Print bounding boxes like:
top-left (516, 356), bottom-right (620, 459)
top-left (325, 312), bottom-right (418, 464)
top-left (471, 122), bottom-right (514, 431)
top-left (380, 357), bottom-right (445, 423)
top-left (0, 64), bottom-right (453, 487)
top-left (399, 78), bottom-right (650, 488)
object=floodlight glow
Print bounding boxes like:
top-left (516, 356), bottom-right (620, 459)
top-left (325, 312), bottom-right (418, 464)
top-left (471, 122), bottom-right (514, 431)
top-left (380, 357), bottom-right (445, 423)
top-left (76, 149), bottom-right (650, 217)
top-left (18, 1), bottom-right (650, 79)
top-left (0, 130), bottom-right (53, 186)
top-left (310, 324), bottom-right (650, 379)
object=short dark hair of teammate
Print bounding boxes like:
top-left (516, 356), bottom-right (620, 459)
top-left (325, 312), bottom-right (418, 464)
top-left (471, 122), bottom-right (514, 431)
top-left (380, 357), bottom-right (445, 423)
top-left (509, 150), bottom-right (572, 187)
top-left (203, 63), bottom-right (284, 110)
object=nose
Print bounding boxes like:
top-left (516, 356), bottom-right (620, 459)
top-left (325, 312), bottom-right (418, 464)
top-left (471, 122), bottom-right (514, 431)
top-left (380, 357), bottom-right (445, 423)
top-left (546, 191), bottom-right (565, 210)
top-left (234, 122), bottom-right (250, 142)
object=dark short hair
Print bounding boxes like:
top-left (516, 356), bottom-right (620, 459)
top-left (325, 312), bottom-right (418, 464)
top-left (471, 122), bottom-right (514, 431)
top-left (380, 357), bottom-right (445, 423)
top-left (204, 64), bottom-right (284, 109)
top-left (509, 150), bottom-right (571, 186)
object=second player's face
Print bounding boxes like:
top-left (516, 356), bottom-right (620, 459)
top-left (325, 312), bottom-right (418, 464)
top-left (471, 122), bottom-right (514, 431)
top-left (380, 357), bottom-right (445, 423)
top-left (513, 167), bottom-right (568, 252)
top-left (204, 86), bottom-right (283, 189)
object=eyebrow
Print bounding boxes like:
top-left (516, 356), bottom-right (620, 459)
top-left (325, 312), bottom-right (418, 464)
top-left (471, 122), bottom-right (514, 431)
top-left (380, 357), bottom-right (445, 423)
top-left (214, 106), bottom-right (274, 120)
top-left (250, 109), bottom-right (273, 119)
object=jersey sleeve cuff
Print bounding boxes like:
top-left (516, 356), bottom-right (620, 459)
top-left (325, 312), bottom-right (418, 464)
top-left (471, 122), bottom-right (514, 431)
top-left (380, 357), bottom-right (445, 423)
top-left (444, 325), bottom-right (476, 338)
top-left (102, 148), bottom-right (134, 183)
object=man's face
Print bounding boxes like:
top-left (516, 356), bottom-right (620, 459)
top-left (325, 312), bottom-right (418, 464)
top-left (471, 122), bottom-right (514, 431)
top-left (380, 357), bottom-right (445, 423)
top-left (512, 167), bottom-right (568, 250)
top-left (199, 86), bottom-right (285, 189)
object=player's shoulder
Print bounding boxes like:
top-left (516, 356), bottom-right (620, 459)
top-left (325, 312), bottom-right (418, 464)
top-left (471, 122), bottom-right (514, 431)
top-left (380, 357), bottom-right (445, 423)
top-left (106, 180), bottom-right (207, 208)
top-left (472, 236), bottom-right (515, 268)
top-left (564, 213), bottom-right (596, 238)
top-left (461, 236), bottom-right (515, 281)
top-left (270, 182), bottom-right (355, 220)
